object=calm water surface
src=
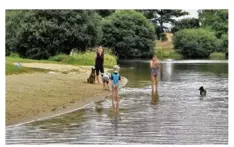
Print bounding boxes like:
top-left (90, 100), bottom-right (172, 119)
top-left (6, 60), bottom-right (228, 144)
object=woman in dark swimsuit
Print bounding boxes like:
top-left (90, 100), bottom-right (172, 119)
top-left (150, 55), bottom-right (160, 92)
top-left (95, 46), bottom-right (104, 84)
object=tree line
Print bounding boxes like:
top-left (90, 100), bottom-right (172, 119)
top-left (6, 9), bottom-right (228, 59)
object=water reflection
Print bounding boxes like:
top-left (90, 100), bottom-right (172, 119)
top-left (151, 89), bottom-right (159, 105)
top-left (160, 62), bottom-right (174, 81)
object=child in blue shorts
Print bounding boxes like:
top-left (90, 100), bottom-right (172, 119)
top-left (111, 65), bottom-right (121, 102)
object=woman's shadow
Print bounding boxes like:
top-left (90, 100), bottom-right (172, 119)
top-left (151, 88), bottom-right (159, 105)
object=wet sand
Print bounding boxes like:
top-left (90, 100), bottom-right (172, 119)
top-left (6, 63), bottom-right (127, 126)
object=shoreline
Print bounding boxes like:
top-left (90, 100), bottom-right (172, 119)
top-left (6, 63), bottom-right (128, 127)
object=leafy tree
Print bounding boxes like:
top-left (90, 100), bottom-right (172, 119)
top-left (198, 9), bottom-right (228, 51)
top-left (173, 28), bottom-right (222, 58)
top-left (102, 10), bottom-right (155, 58)
top-left (171, 18), bottom-right (200, 33)
top-left (5, 10), bottom-right (28, 56)
top-left (139, 10), bottom-right (188, 36)
top-left (95, 10), bottom-right (115, 17)
top-left (6, 10), bottom-right (103, 59)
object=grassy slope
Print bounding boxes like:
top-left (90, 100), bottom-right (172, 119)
top-left (6, 51), bottom-right (117, 75)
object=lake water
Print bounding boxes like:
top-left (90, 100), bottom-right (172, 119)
top-left (6, 60), bottom-right (228, 144)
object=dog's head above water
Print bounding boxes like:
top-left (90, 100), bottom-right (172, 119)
top-left (199, 86), bottom-right (205, 91)
top-left (198, 86), bottom-right (206, 96)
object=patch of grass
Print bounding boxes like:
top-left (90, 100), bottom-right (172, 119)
top-left (49, 50), bottom-right (117, 68)
top-left (209, 52), bottom-right (226, 60)
top-left (155, 49), bottom-right (183, 60)
top-left (6, 63), bottom-right (50, 75)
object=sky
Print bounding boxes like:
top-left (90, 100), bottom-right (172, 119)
top-left (183, 9), bottom-right (199, 18)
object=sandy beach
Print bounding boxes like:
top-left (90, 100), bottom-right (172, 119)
top-left (6, 63), bottom-right (127, 126)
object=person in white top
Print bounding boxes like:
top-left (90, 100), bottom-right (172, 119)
top-left (101, 72), bottom-right (111, 91)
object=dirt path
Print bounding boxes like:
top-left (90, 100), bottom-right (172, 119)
top-left (6, 63), bottom-right (127, 126)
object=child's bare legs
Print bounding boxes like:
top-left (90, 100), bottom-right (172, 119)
top-left (112, 86), bottom-right (116, 102)
top-left (115, 87), bottom-right (119, 101)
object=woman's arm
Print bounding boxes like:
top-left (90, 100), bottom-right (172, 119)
top-left (149, 60), bottom-right (153, 68)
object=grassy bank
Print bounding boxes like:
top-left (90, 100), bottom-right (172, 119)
top-left (209, 52), bottom-right (226, 60)
top-left (154, 36), bottom-right (183, 60)
top-left (6, 50), bottom-right (117, 75)
top-left (49, 51), bottom-right (117, 68)
top-left (6, 63), bottom-right (51, 75)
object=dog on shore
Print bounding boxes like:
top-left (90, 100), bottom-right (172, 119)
top-left (199, 86), bottom-right (206, 96)
top-left (87, 67), bottom-right (96, 84)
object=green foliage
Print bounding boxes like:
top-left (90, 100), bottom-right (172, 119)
top-left (171, 18), bottom-right (200, 33)
top-left (209, 52), bottom-right (226, 60)
top-left (198, 9), bottom-right (228, 51)
top-left (95, 10), bottom-right (115, 17)
top-left (49, 50), bottom-right (117, 67)
top-left (155, 50), bottom-right (183, 60)
top-left (6, 10), bottom-right (103, 59)
top-left (138, 9), bottom-right (188, 36)
top-left (6, 63), bottom-right (49, 75)
top-left (5, 10), bottom-right (28, 56)
top-left (102, 10), bottom-right (155, 58)
top-left (173, 28), bottom-right (222, 59)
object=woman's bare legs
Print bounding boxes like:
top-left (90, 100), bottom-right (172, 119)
top-left (151, 75), bottom-right (156, 93)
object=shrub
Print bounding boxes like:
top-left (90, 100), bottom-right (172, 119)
top-left (102, 10), bottom-right (155, 59)
top-left (173, 28), bottom-right (222, 58)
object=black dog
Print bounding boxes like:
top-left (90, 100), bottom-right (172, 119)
top-left (87, 67), bottom-right (96, 84)
top-left (199, 86), bottom-right (206, 96)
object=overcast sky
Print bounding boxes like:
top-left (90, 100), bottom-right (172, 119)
top-left (182, 9), bottom-right (199, 19)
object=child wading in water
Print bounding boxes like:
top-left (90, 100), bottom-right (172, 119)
top-left (111, 65), bottom-right (121, 102)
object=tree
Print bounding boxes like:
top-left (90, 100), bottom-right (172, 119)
top-left (198, 9), bottom-right (228, 51)
top-left (5, 10), bottom-right (28, 56)
top-left (102, 10), bottom-right (155, 58)
top-left (6, 10), bottom-right (103, 59)
top-left (139, 10), bottom-right (189, 36)
top-left (171, 18), bottom-right (200, 33)
top-left (95, 10), bottom-right (115, 17)
top-left (173, 28), bottom-right (222, 59)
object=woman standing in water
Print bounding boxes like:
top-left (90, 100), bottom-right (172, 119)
top-left (94, 46), bottom-right (104, 84)
top-left (150, 55), bottom-right (160, 92)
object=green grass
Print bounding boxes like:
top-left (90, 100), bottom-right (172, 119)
top-left (6, 49), bottom-right (117, 75)
top-left (209, 52), bottom-right (226, 60)
top-left (6, 63), bottom-right (50, 75)
top-left (48, 51), bottom-right (117, 68)
top-left (155, 49), bottom-right (183, 60)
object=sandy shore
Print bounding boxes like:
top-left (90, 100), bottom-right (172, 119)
top-left (6, 63), bottom-right (127, 126)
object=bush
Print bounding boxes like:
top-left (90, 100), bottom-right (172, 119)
top-left (6, 10), bottom-right (103, 59)
top-left (209, 52), bottom-right (226, 60)
top-left (102, 10), bottom-right (155, 59)
top-left (173, 28), bottom-right (222, 58)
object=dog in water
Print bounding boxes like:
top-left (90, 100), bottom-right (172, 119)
top-left (199, 86), bottom-right (206, 96)
top-left (87, 67), bottom-right (96, 84)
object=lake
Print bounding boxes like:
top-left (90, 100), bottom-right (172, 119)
top-left (6, 60), bottom-right (228, 144)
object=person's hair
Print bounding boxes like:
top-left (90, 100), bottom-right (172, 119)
top-left (97, 46), bottom-right (104, 54)
top-left (113, 65), bottom-right (120, 71)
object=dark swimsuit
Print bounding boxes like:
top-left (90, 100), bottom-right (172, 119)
top-left (151, 62), bottom-right (159, 77)
top-left (95, 52), bottom-right (104, 76)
